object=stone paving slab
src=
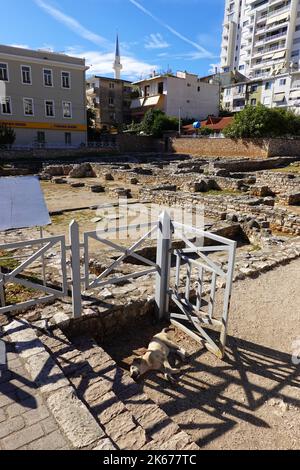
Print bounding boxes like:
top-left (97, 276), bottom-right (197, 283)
top-left (3, 320), bottom-right (114, 451)
top-left (41, 329), bottom-right (200, 451)
top-left (0, 337), bottom-right (72, 451)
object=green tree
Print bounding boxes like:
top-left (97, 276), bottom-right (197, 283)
top-left (199, 127), bottom-right (214, 136)
top-left (0, 125), bottom-right (16, 148)
top-left (141, 109), bottom-right (179, 137)
top-left (223, 104), bottom-right (300, 138)
top-left (140, 109), bottom-right (163, 134)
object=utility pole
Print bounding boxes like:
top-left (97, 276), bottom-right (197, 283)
top-left (178, 107), bottom-right (181, 136)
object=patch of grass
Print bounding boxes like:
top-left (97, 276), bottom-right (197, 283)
top-left (5, 284), bottom-right (37, 305)
top-left (51, 209), bottom-right (96, 225)
top-left (202, 189), bottom-right (243, 197)
top-left (0, 250), bottom-right (19, 270)
top-left (272, 165), bottom-right (300, 174)
top-left (249, 244), bottom-right (262, 252)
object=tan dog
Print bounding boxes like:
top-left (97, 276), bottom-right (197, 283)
top-left (130, 328), bottom-right (187, 383)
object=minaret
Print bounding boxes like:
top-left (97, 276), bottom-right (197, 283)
top-left (113, 34), bottom-right (123, 80)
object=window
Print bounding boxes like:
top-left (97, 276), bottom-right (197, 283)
top-left (144, 85), bottom-right (150, 97)
top-left (0, 63), bottom-right (9, 81)
top-left (43, 69), bottom-right (53, 87)
top-left (61, 71), bottom-right (71, 89)
top-left (296, 25), bottom-right (300, 32)
top-left (62, 101), bottom-right (72, 118)
top-left (108, 97), bottom-right (114, 106)
top-left (109, 82), bottom-right (115, 89)
top-left (65, 132), bottom-right (72, 145)
top-left (237, 85), bottom-right (244, 93)
top-left (158, 82), bottom-right (164, 94)
top-left (1, 97), bottom-right (12, 114)
top-left (279, 78), bottom-right (286, 86)
top-left (225, 88), bottom-right (231, 96)
top-left (23, 98), bottom-right (34, 116)
top-left (45, 100), bottom-right (55, 117)
top-left (251, 84), bottom-right (258, 92)
top-left (292, 50), bottom-right (300, 57)
top-left (250, 98), bottom-right (257, 106)
top-left (21, 66), bottom-right (32, 85)
top-left (37, 131), bottom-right (45, 143)
top-left (239, 65), bottom-right (245, 70)
top-left (265, 82), bottom-right (271, 90)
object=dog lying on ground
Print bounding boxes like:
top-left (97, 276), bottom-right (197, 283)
top-left (130, 328), bottom-right (187, 383)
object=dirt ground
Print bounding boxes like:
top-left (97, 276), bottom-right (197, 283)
top-left (105, 258), bottom-right (300, 450)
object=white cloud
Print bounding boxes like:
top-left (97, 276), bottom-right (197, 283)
top-left (145, 33), bottom-right (170, 50)
top-left (129, 0), bottom-right (214, 58)
top-left (66, 48), bottom-right (157, 81)
top-left (35, 0), bottom-right (110, 48)
top-left (9, 44), bottom-right (29, 49)
top-left (34, 1), bottom-right (158, 80)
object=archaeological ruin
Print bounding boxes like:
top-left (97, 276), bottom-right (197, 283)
top-left (0, 148), bottom-right (300, 451)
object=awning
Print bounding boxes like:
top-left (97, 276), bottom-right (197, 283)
top-left (0, 176), bottom-right (51, 231)
top-left (262, 54), bottom-right (273, 61)
top-left (130, 98), bottom-right (144, 109)
top-left (144, 96), bottom-right (161, 107)
top-left (272, 50), bottom-right (286, 60)
top-left (266, 12), bottom-right (289, 26)
top-left (273, 92), bottom-right (286, 102)
top-left (289, 90), bottom-right (300, 99)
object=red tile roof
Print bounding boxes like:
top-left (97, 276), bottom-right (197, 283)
top-left (182, 116), bottom-right (233, 134)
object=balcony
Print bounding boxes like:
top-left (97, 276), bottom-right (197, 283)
top-left (268, 4), bottom-right (291, 19)
top-left (255, 30), bottom-right (287, 46)
top-left (232, 105), bottom-right (245, 112)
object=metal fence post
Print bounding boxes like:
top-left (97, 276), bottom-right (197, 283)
top-left (155, 211), bottom-right (172, 321)
top-left (0, 266), bottom-right (5, 308)
top-left (69, 220), bottom-right (82, 319)
top-left (220, 241), bottom-right (237, 358)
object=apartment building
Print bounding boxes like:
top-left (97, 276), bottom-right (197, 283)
top-left (221, 70), bottom-right (300, 112)
top-left (86, 76), bottom-right (133, 131)
top-left (0, 44), bottom-right (88, 147)
top-left (130, 71), bottom-right (219, 122)
top-left (221, 0), bottom-right (300, 80)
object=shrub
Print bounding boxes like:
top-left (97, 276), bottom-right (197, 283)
top-left (223, 104), bottom-right (300, 138)
top-left (198, 127), bottom-right (214, 136)
top-left (0, 124), bottom-right (16, 147)
top-left (141, 109), bottom-right (179, 137)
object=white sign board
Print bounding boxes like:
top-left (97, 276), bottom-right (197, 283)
top-left (0, 176), bottom-right (51, 231)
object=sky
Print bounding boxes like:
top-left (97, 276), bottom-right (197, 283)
top-left (0, 0), bottom-right (225, 81)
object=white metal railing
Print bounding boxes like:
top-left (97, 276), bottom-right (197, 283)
top-left (0, 214), bottom-right (237, 357)
top-left (0, 235), bottom-right (68, 315)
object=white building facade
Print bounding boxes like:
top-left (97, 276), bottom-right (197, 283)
top-left (221, 0), bottom-right (300, 80)
top-left (131, 72), bottom-right (219, 122)
top-left (221, 70), bottom-right (300, 113)
top-left (0, 44), bottom-right (88, 148)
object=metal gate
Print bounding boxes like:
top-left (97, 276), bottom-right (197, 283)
top-left (154, 212), bottom-right (237, 359)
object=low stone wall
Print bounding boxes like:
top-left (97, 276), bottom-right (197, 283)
top-left (169, 137), bottom-right (300, 159)
top-left (0, 136), bottom-right (162, 160)
top-left (213, 156), bottom-right (300, 172)
top-left (256, 171), bottom-right (300, 194)
top-left (117, 135), bottom-right (163, 153)
top-left (140, 189), bottom-right (300, 236)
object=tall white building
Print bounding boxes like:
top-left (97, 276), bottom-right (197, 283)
top-left (220, 0), bottom-right (300, 79)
